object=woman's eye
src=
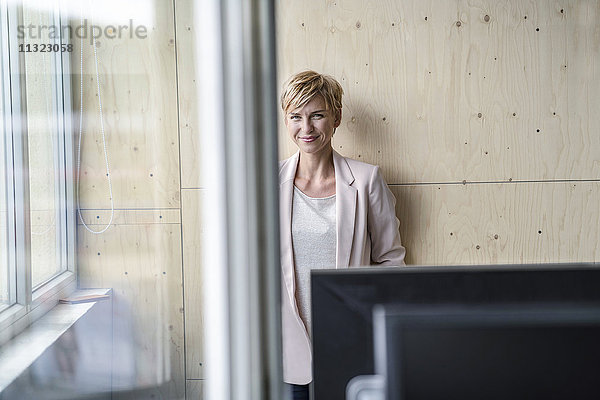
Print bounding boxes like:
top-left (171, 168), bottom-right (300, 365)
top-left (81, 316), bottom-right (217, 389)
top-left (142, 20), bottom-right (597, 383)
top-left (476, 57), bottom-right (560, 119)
top-left (311, 114), bottom-right (324, 119)
top-left (289, 115), bottom-right (300, 120)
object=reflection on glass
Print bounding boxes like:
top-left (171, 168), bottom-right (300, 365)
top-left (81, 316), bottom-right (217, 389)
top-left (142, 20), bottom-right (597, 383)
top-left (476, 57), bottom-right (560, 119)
top-left (4, 0), bottom-right (185, 396)
top-left (23, 3), bottom-right (64, 288)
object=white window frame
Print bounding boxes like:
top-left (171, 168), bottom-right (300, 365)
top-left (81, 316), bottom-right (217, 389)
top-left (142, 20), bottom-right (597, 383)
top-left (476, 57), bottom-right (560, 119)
top-left (0, 0), bottom-right (76, 344)
top-left (0, 0), bottom-right (16, 314)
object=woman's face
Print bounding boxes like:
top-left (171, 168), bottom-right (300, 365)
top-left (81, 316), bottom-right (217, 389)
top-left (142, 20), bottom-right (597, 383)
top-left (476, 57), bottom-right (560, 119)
top-left (285, 95), bottom-right (341, 157)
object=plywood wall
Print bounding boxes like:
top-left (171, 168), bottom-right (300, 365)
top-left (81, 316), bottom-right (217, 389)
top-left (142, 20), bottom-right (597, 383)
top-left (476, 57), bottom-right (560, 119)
top-left (73, 0), bottom-right (185, 398)
top-left (75, 0), bottom-right (206, 398)
top-left (174, 0), bottom-right (206, 396)
top-left (276, 0), bottom-right (600, 265)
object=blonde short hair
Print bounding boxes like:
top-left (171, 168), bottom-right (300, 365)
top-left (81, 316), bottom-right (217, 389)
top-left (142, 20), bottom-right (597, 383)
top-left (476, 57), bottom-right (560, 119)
top-left (280, 70), bottom-right (344, 116)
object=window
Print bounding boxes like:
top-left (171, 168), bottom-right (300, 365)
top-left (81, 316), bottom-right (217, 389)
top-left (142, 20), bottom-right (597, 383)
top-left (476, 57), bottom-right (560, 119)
top-left (0, 6), bottom-right (12, 312)
top-left (23, 3), bottom-right (68, 288)
top-left (0, 0), bottom-right (75, 338)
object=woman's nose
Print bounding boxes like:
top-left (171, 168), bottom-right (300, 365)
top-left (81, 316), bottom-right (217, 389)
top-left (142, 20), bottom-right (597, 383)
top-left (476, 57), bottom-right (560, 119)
top-left (302, 119), bottom-right (313, 133)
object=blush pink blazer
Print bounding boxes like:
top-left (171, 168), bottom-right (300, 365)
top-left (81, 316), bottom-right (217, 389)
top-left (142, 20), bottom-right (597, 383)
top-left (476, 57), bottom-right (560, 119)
top-left (279, 150), bottom-right (406, 384)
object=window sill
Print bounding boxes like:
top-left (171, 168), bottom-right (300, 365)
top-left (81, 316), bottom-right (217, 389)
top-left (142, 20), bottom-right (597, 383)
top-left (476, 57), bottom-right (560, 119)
top-left (0, 270), bottom-right (76, 345)
top-left (0, 288), bottom-right (111, 393)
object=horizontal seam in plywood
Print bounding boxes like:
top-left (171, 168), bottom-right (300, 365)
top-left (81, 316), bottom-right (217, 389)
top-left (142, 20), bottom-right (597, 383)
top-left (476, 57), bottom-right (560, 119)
top-left (186, 378), bottom-right (205, 381)
top-left (389, 179), bottom-right (600, 186)
top-left (181, 187), bottom-right (207, 190)
top-left (78, 208), bottom-right (181, 211)
top-left (76, 222), bottom-right (182, 226)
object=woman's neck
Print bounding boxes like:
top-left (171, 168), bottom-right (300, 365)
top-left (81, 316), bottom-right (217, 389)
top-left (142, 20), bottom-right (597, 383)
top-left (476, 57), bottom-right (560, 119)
top-left (296, 147), bottom-right (334, 180)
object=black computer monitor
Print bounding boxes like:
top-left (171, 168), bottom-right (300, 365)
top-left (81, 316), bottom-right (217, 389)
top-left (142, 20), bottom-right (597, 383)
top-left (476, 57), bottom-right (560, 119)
top-left (311, 264), bottom-right (600, 400)
top-left (373, 303), bottom-right (600, 400)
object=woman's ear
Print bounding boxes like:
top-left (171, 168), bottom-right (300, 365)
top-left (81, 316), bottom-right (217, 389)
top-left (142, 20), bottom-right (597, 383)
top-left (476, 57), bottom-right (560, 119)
top-left (334, 110), bottom-right (342, 128)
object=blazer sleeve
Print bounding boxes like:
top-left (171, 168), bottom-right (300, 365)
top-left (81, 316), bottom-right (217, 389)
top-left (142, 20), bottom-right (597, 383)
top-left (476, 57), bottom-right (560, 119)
top-left (367, 166), bottom-right (406, 266)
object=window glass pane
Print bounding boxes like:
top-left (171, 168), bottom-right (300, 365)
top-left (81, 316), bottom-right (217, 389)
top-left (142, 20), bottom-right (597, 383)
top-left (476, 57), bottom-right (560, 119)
top-left (22, 3), bottom-right (64, 288)
top-left (0, 15), bottom-right (11, 310)
top-left (0, 94), bottom-right (9, 309)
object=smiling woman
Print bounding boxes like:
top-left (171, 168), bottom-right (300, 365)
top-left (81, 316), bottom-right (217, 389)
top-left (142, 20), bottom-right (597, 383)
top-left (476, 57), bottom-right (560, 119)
top-left (278, 70), bottom-right (406, 399)
top-left (281, 71), bottom-right (343, 198)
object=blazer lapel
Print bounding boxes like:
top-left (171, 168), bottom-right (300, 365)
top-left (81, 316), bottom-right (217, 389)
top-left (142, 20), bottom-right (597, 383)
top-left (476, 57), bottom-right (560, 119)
top-left (280, 152), bottom-right (299, 304)
top-left (333, 151), bottom-right (357, 269)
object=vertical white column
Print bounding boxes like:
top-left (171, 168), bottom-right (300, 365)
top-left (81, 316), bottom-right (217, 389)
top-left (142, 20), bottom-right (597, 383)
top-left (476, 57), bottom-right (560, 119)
top-left (195, 0), bottom-right (283, 399)
top-left (195, 0), bottom-right (229, 398)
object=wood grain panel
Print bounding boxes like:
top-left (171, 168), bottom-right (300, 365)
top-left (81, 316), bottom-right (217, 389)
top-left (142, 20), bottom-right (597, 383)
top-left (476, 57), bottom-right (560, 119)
top-left (181, 189), bottom-right (205, 379)
top-left (276, 0), bottom-right (600, 183)
top-left (71, 0), bottom-right (180, 208)
top-left (393, 181), bottom-right (600, 265)
top-left (186, 380), bottom-right (203, 400)
top-left (566, 0), bottom-right (600, 178)
top-left (77, 223), bottom-right (185, 399)
top-left (176, 0), bottom-right (203, 189)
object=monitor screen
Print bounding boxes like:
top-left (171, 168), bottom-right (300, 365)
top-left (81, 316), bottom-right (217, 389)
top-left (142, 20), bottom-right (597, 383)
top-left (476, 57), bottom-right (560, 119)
top-left (311, 264), bottom-right (600, 399)
top-left (373, 304), bottom-right (600, 400)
